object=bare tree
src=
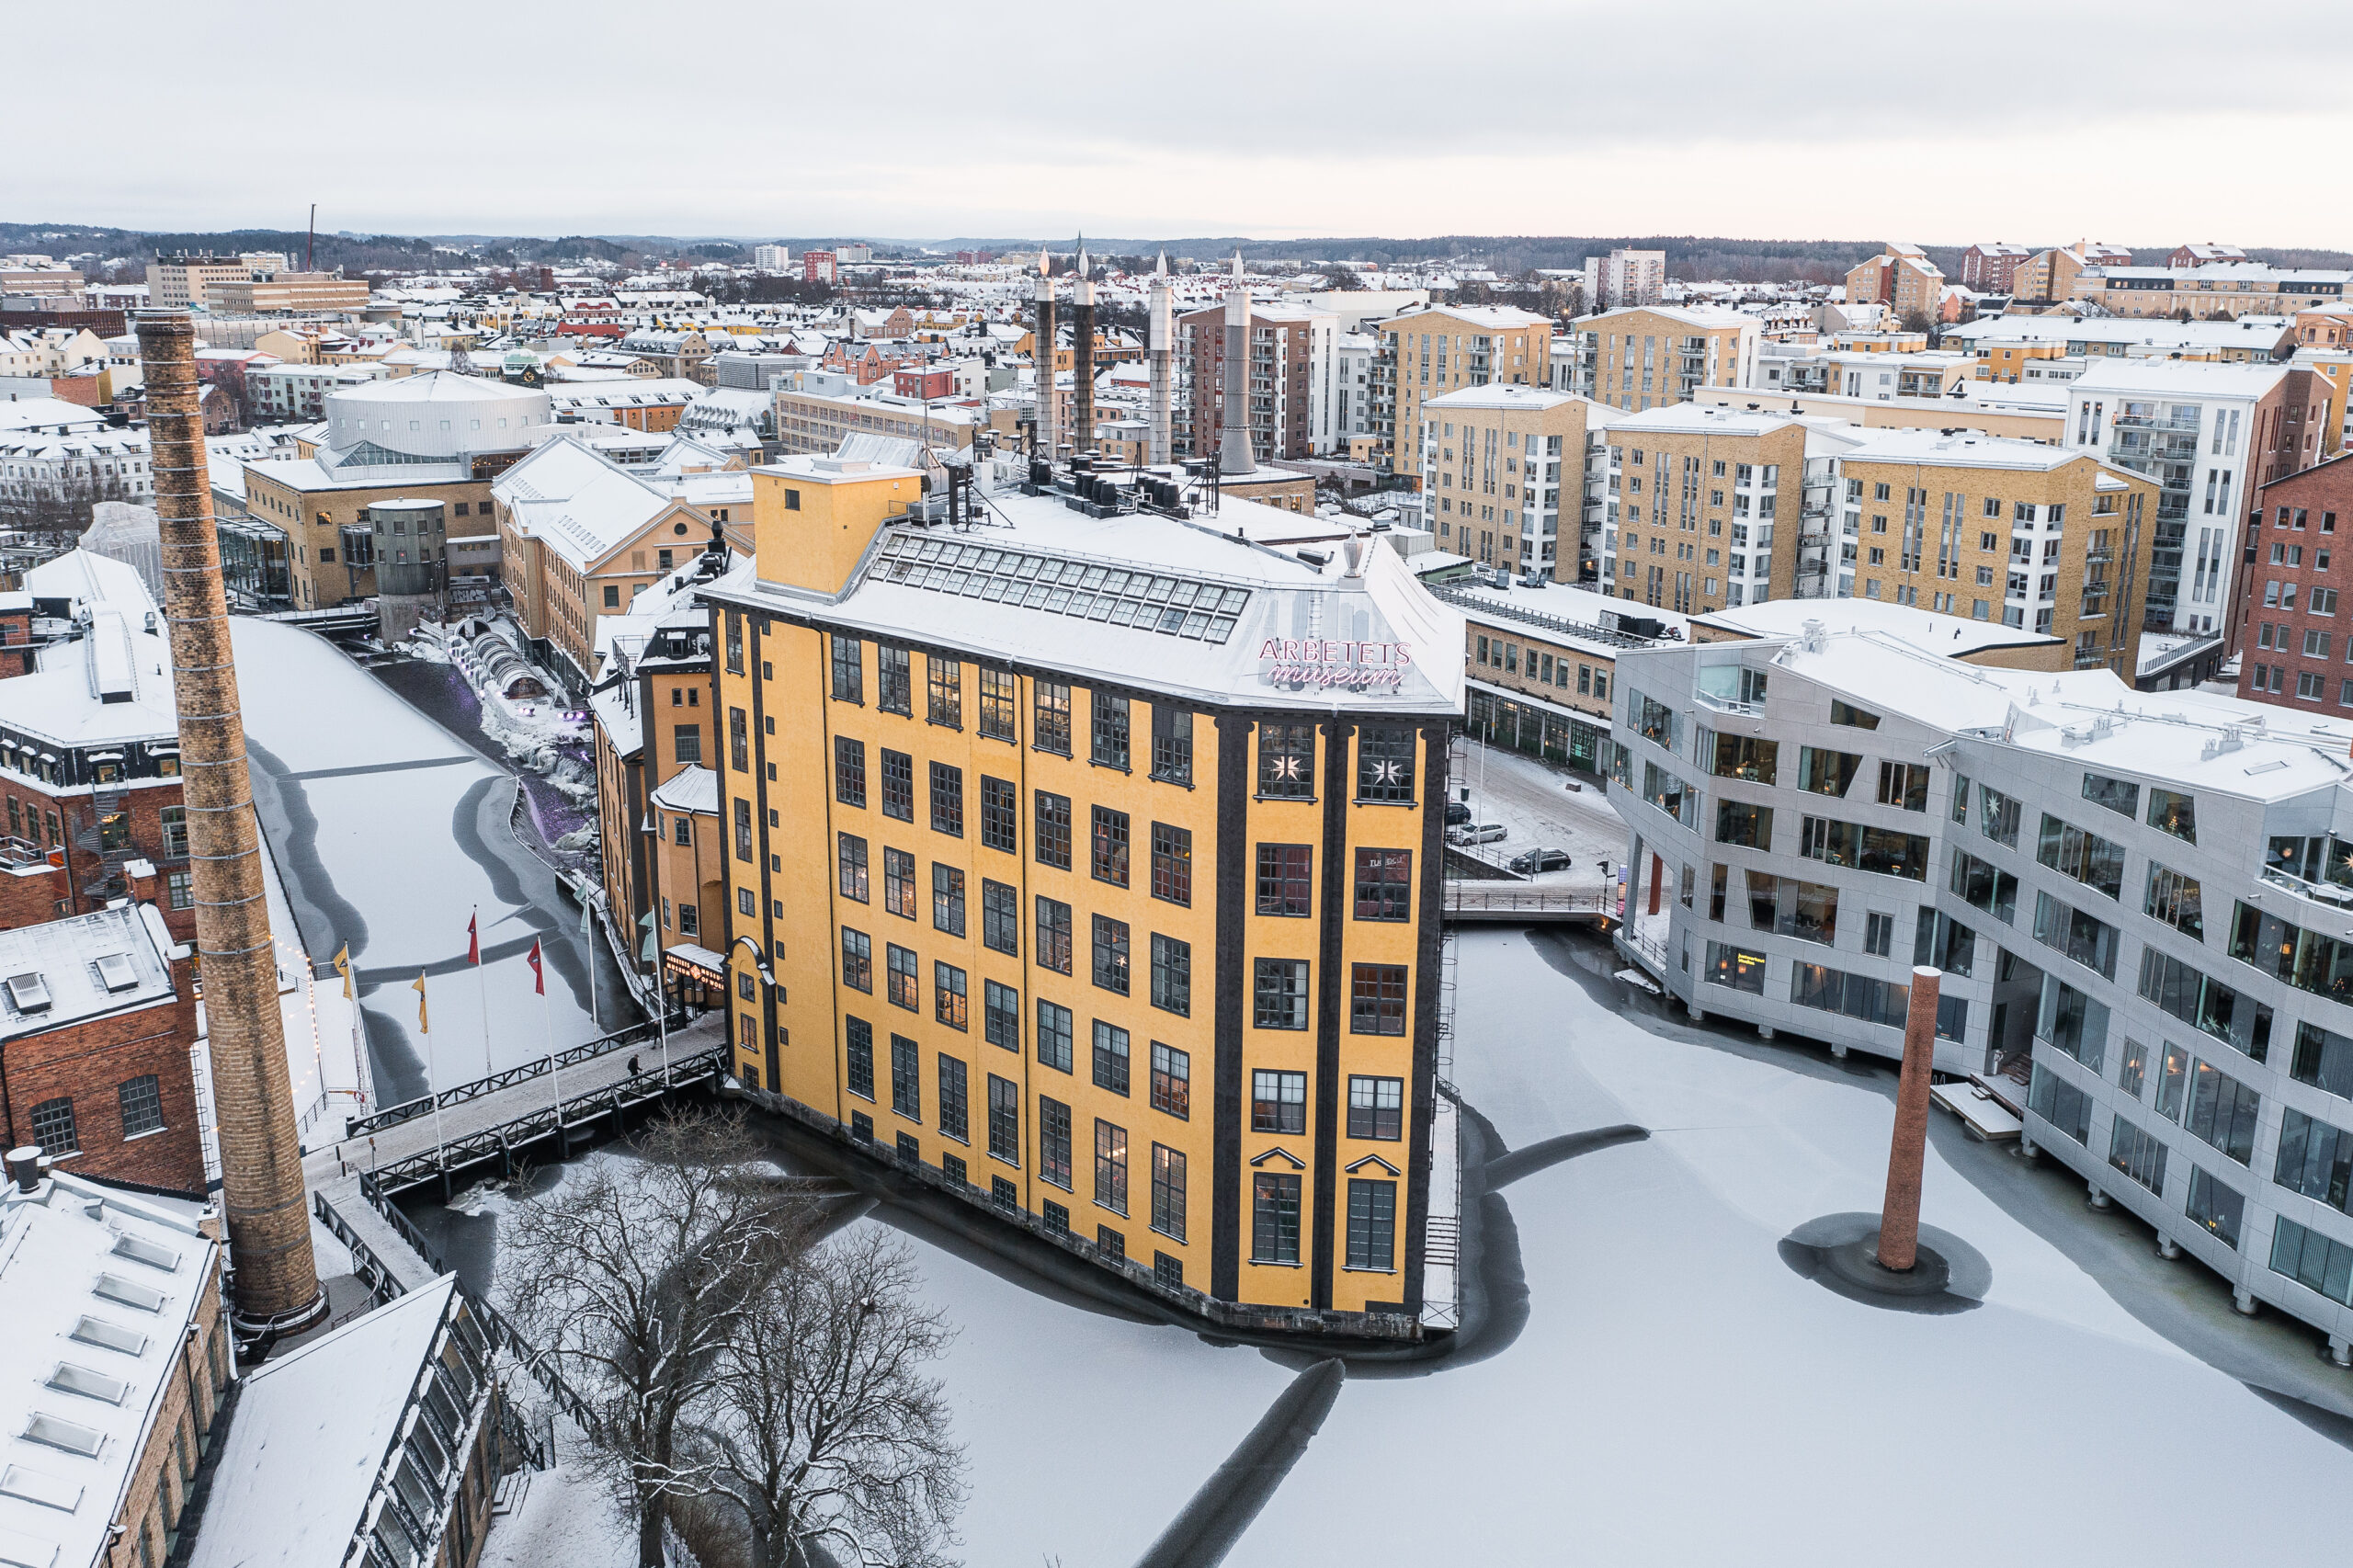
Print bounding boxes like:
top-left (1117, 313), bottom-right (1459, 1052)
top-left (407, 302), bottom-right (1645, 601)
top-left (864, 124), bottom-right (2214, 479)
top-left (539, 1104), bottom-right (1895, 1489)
top-left (501, 1108), bottom-right (814, 1568)
top-left (704, 1226), bottom-right (965, 1568)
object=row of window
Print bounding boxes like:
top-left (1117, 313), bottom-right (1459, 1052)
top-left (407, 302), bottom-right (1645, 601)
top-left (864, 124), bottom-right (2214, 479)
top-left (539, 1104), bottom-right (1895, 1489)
top-left (839, 915), bottom-right (1411, 1038)
top-left (25, 1074), bottom-right (165, 1155)
top-left (825, 639), bottom-right (1421, 803)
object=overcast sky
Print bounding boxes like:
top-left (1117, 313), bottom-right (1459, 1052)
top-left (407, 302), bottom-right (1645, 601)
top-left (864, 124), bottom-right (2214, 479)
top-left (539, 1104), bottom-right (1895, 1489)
top-left (25, 0), bottom-right (2353, 249)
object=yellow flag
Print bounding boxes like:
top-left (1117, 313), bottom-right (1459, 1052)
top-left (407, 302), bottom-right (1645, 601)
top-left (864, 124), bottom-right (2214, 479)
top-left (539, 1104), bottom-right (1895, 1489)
top-left (412, 971), bottom-right (429, 1033)
top-left (333, 944), bottom-right (353, 1000)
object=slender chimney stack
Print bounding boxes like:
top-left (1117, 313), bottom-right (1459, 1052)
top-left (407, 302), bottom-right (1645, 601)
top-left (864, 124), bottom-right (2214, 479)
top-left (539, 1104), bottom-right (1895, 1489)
top-left (1875, 966), bottom-right (1942, 1272)
top-left (135, 311), bottom-right (325, 1335)
top-left (1219, 250), bottom-right (1256, 475)
top-left (1031, 252), bottom-right (1059, 460)
top-left (1146, 250), bottom-right (1173, 467)
top-left (1070, 241), bottom-right (1096, 459)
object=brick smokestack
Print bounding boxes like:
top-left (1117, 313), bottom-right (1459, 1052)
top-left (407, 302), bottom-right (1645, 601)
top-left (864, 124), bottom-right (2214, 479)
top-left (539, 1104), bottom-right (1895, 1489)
top-left (1875, 965), bottom-right (1941, 1272)
top-left (135, 310), bottom-right (324, 1335)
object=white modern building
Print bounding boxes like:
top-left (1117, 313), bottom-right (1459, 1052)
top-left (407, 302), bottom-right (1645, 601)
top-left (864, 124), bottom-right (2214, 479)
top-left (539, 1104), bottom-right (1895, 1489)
top-left (753, 244), bottom-right (791, 271)
top-left (2063, 360), bottom-right (2328, 633)
top-left (1585, 248), bottom-right (1666, 311)
top-left (1611, 622), bottom-right (2353, 1357)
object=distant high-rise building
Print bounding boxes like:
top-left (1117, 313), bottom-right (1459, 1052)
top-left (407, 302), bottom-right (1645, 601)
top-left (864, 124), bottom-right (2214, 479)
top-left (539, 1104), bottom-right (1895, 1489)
top-left (803, 251), bottom-right (837, 284)
top-left (1583, 249), bottom-right (1665, 312)
top-left (1959, 243), bottom-right (2033, 291)
top-left (753, 244), bottom-right (791, 271)
top-left (1842, 243), bottom-right (1945, 322)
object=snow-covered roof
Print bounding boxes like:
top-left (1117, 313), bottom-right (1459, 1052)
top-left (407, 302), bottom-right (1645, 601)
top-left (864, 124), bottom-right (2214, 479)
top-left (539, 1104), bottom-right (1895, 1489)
top-left (2066, 359), bottom-right (2295, 398)
top-left (186, 1278), bottom-right (461, 1568)
top-left (1691, 596), bottom-right (2060, 657)
top-left (0, 1173), bottom-right (218, 1568)
top-left (25, 548), bottom-right (155, 621)
top-left (0, 902), bottom-right (178, 1041)
top-left (718, 471), bottom-right (1465, 719)
top-left (1424, 383), bottom-right (1580, 414)
top-left (491, 433), bottom-right (676, 571)
top-left (650, 763), bottom-right (719, 814)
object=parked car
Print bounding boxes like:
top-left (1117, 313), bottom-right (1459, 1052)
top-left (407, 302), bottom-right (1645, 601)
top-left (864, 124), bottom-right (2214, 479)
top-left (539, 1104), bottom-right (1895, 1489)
top-left (1562, 778), bottom-right (1585, 793)
top-left (1510, 847), bottom-right (1574, 874)
top-left (1445, 801), bottom-right (1472, 826)
top-left (1448, 822), bottom-right (1507, 846)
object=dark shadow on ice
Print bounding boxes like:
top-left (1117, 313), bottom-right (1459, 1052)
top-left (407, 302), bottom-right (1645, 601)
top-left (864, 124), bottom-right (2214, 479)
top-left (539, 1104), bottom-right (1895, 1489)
top-left (1131, 1359), bottom-right (1345, 1568)
top-left (2246, 1384), bottom-right (2353, 1453)
top-left (1488, 1124), bottom-right (1650, 1190)
top-left (1777, 1211), bottom-right (1990, 1315)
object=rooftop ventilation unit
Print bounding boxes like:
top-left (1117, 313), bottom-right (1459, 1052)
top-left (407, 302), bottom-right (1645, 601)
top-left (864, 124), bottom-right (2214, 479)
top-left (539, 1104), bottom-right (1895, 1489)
top-left (6, 972), bottom-right (50, 1013)
top-left (94, 954), bottom-right (138, 993)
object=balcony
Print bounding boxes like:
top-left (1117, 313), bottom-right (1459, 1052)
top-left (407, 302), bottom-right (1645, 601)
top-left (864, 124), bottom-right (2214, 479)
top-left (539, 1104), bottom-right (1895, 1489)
top-left (2110, 414), bottom-right (2202, 433)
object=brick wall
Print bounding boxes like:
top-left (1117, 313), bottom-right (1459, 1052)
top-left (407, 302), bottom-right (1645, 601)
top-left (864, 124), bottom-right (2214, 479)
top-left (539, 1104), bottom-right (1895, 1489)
top-left (4, 969), bottom-right (205, 1193)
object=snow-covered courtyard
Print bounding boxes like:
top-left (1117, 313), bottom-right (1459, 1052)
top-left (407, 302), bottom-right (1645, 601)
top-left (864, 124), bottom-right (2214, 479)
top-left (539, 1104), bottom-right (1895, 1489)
top-left (233, 618), bottom-right (631, 1106)
top-left (436, 925), bottom-right (2353, 1564)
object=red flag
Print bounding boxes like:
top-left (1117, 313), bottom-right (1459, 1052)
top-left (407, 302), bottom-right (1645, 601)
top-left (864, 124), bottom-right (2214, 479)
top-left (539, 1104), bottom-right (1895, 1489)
top-left (467, 910), bottom-right (480, 965)
top-left (527, 937), bottom-right (544, 995)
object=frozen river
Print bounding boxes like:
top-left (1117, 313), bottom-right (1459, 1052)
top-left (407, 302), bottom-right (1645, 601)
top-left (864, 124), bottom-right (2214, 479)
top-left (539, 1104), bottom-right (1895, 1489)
top-left (434, 920), bottom-right (2353, 1565)
top-left (233, 618), bottom-right (631, 1106)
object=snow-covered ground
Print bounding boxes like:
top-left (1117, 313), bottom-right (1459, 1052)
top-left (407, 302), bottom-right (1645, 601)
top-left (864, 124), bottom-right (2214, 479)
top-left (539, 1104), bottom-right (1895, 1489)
top-left (1447, 736), bottom-right (1623, 895)
top-left (451, 926), bottom-right (2353, 1564)
top-left (232, 618), bottom-right (629, 1105)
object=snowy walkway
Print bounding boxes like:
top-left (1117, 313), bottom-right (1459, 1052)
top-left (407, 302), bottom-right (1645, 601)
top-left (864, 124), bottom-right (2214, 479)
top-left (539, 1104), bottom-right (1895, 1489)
top-left (232, 618), bottom-right (632, 1107)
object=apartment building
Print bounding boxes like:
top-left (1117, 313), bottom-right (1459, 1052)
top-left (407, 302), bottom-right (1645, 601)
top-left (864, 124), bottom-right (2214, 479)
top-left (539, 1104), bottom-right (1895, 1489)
top-left (1370, 305), bottom-right (1552, 474)
top-left (2065, 361), bottom-right (2338, 633)
top-left (1596, 403), bottom-right (1851, 614)
top-left (1842, 243), bottom-right (1945, 322)
top-left (1565, 305), bottom-right (1758, 414)
top-left (2013, 244), bottom-right (2128, 306)
top-left (704, 454), bottom-right (1463, 1333)
top-left (770, 376), bottom-right (989, 460)
top-left (2074, 263), bottom-right (2352, 320)
top-left (1432, 574), bottom-right (1658, 775)
top-left (1834, 429), bottom-right (2159, 677)
top-left (247, 360), bottom-right (386, 422)
top-left (544, 377), bottom-right (706, 432)
top-left (1950, 315), bottom-right (2298, 382)
top-left (2236, 454), bottom-right (2353, 710)
top-left (492, 434), bottom-right (751, 688)
top-left (1179, 301), bottom-right (1337, 460)
top-left (1584, 248), bottom-right (1666, 311)
top-left (1609, 627), bottom-right (2353, 1358)
top-left (753, 244), bottom-right (791, 270)
top-left (206, 270), bottom-right (369, 315)
top-left (587, 565), bottom-right (732, 1009)
top-left (1416, 384), bottom-right (1587, 577)
top-left (2172, 244), bottom-right (2248, 267)
top-left (1960, 243), bottom-right (2034, 292)
top-left (144, 252), bottom-right (288, 310)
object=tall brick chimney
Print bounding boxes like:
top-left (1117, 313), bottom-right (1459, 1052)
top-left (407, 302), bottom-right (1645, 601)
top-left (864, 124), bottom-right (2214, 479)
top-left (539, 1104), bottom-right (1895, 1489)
top-left (135, 310), bottom-right (324, 1335)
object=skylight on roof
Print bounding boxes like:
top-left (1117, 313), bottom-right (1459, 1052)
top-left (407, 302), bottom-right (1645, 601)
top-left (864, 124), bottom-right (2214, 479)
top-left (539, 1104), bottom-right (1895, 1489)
top-left (68, 1316), bottom-right (143, 1357)
top-left (0, 1462), bottom-right (81, 1513)
top-left (45, 1363), bottom-right (128, 1406)
top-left (93, 1274), bottom-right (165, 1314)
top-left (871, 534), bottom-right (1245, 645)
top-left (20, 1415), bottom-right (102, 1459)
top-left (110, 1233), bottom-right (180, 1273)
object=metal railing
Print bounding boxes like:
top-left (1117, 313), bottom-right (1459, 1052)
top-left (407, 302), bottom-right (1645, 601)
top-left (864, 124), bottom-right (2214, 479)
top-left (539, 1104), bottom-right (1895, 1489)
top-left (350, 1171), bottom-right (597, 1431)
top-left (368, 1046), bottom-right (728, 1194)
top-left (1440, 884), bottom-right (1610, 917)
top-left (348, 1017), bottom-right (675, 1137)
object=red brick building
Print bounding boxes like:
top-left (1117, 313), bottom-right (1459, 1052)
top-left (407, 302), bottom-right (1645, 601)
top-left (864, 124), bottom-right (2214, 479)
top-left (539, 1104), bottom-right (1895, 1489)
top-left (1958, 243), bottom-right (2032, 292)
top-left (1179, 301), bottom-right (1332, 462)
top-left (0, 894), bottom-right (205, 1193)
top-left (2237, 451), bottom-right (2353, 709)
top-left (0, 556), bottom-right (195, 943)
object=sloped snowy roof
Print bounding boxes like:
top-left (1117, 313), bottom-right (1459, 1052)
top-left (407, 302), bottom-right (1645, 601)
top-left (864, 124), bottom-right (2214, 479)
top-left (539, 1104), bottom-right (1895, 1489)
top-left (650, 763), bottom-right (719, 814)
top-left (186, 1278), bottom-right (459, 1568)
top-left (25, 548), bottom-right (155, 622)
top-left (0, 1174), bottom-right (217, 1568)
top-left (492, 433), bottom-right (676, 570)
